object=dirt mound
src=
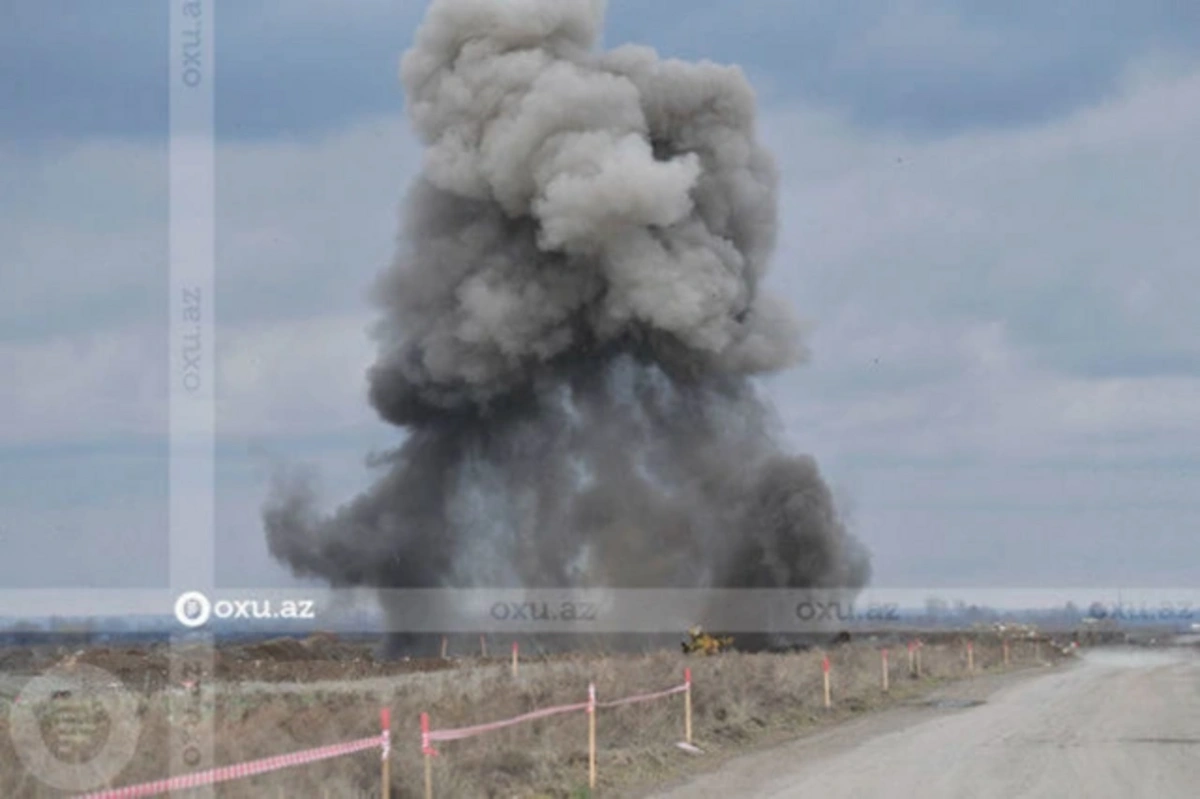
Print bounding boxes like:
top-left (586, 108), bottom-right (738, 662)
top-left (76, 647), bottom-right (169, 691)
top-left (299, 632), bottom-right (371, 661)
top-left (237, 637), bottom-right (312, 662)
top-left (0, 636), bottom-right (484, 688)
top-left (0, 649), bottom-right (36, 672)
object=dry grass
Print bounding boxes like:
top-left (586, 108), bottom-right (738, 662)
top-left (0, 635), bottom-right (1064, 798)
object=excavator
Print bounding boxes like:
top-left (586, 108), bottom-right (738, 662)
top-left (681, 625), bottom-right (733, 655)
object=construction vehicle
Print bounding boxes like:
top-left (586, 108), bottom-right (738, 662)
top-left (682, 625), bottom-right (733, 655)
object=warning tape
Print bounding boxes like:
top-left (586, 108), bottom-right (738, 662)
top-left (70, 677), bottom-right (688, 796)
top-left (427, 701), bottom-right (591, 743)
top-left (595, 682), bottom-right (687, 709)
top-left (425, 680), bottom-right (689, 749)
top-left (73, 733), bottom-right (385, 798)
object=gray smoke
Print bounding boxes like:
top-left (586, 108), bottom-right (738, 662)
top-left (264, 0), bottom-right (870, 645)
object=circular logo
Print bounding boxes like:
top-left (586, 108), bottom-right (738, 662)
top-left (9, 662), bottom-right (142, 792)
top-left (175, 591), bottom-right (212, 628)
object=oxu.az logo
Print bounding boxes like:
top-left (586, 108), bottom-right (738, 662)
top-left (174, 591), bottom-right (317, 628)
top-left (174, 591), bottom-right (212, 628)
top-left (10, 662), bottom-right (142, 792)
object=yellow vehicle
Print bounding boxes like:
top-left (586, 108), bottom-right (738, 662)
top-left (682, 626), bottom-right (733, 655)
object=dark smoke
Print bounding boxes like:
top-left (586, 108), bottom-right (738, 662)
top-left (264, 0), bottom-right (870, 648)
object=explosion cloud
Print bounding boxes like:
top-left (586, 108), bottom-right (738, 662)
top-left (264, 0), bottom-right (871, 646)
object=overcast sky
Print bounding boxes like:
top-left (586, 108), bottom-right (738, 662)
top-left (2, 0), bottom-right (1198, 592)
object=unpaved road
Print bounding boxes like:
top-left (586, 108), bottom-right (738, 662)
top-left (650, 648), bottom-right (1200, 799)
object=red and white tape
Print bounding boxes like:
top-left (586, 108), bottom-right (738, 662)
top-left (74, 733), bottom-right (385, 798)
top-left (426, 700), bottom-right (591, 745)
top-left (595, 682), bottom-right (687, 709)
top-left (76, 672), bottom-right (689, 797)
top-left (424, 676), bottom-right (689, 751)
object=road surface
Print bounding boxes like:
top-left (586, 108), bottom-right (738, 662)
top-left (649, 647), bottom-right (1200, 799)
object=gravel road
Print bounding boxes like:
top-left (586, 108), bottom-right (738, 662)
top-left (648, 647), bottom-right (1200, 799)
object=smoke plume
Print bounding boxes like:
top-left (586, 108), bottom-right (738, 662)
top-left (264, 0), bottom-right (870, 645)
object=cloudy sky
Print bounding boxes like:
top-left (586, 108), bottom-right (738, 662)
top-left (2, 0), bottom-right (1198, 593)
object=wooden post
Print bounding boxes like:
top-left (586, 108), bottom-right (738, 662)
top-left (588, 682), bottom-right (597, 789)
top-left (479, 634), bottom-right (487, 658)
top-left (915, 642), bottom-right (922, 678)
top-left (1003, 638), bottom-right (1010, 667)
top-left (908, 641), bottom-right (916, 676)
top-left (881, 648), bottom-right (889, 692)
top-left (421, 712), bottom-right (433, 799)
top-left (380, 707), bottom-right (391, 799)
top-left (440, 636), bottom-right (447, 659)
top-left (511, 641), bottom-right (519, 677)
top-left (822, 654), bottom-right (832, 709)
top-left (967, 640), bottom-right (974, 673)
top-left (684, 667), bottom-right (693, 745)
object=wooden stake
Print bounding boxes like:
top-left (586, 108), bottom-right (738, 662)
top-left (967, 640), bottom-right (975, 673)
top-left (479, 634), bottom-right (487, 658)
top-left (881, 648), bottom-right (889, 692)
top-left (822, 654), bottom-right (832, 709)
top-left (380, 707), bottom-right (391, 799)
top-left (421, 712), bottom-right (433, 799)
top-left (1003, 639), bottom-right (1010, 667)
top-left (915, 643), bottom-right (922, 678)
top-left (588, 683), bottom-right (597, 789)
top-left (908, 641), bottom-right (916, 676)
top-left (440, 636), bottom-right (447, 659)
top-left (511, 641), bottom-right (519, 677)
top-left (684, 667), bottom-right (693, 745)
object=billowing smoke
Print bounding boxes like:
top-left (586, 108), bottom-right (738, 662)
top-left (264, 0), bottom-right (870, 647)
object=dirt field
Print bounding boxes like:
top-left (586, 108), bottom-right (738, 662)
top-left (0, 634), bottom-right (478, 693)
top-left (1, 633), bottom-right (1070, 797)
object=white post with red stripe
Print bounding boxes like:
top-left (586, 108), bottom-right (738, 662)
top-left (684, 667), bottom-right (693, 745)
top-left (822, 654), bottom-right (832, 709)
top-left (588, 682), bottom-right (597, 789)
top-left (380, 707), bottom-right (391, 799)
top-left (421, 712), bottom-right (435, 799)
